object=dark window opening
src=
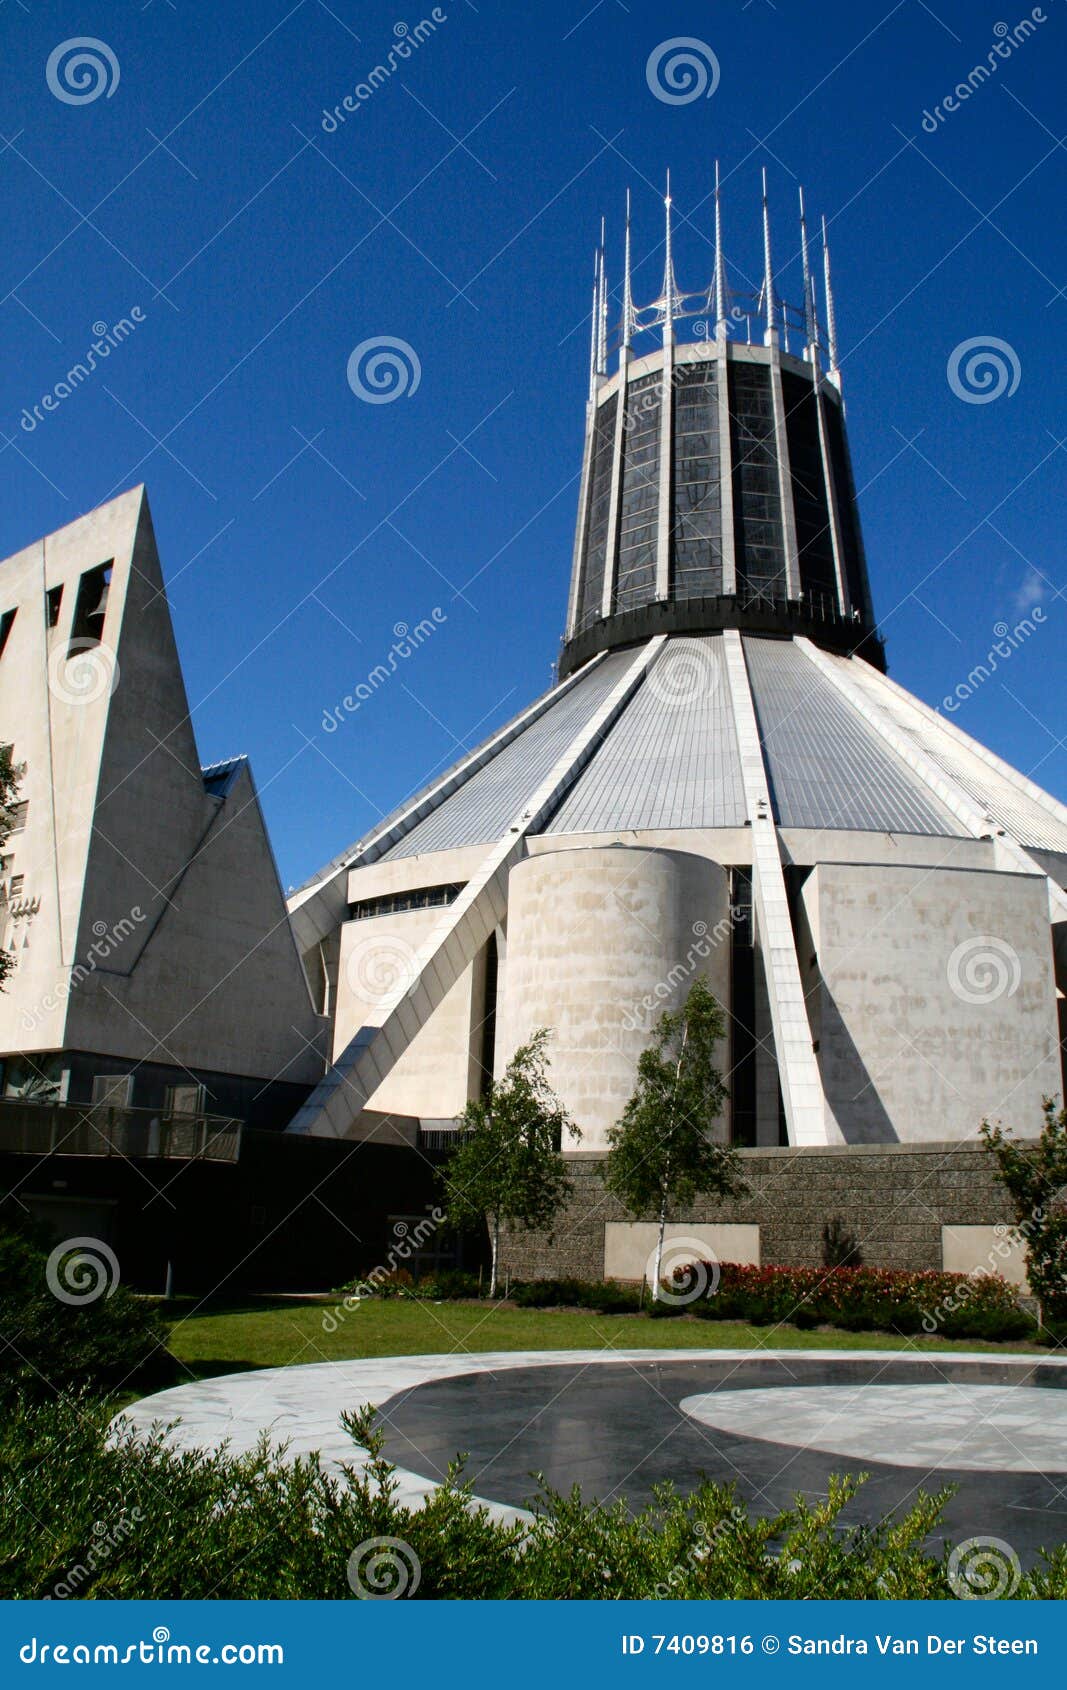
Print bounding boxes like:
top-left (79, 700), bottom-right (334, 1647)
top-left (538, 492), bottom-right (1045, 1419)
top-left (6, 801), bottom-right (28, 834)
top-left (729, 868), bottom-right (756, 1147)
top-left (0, 610), bottom-right (16, 659)
top-left (478, 933), bottom-right (499, 1098)
top-left (68, 563), bottom-right (112, 654)
top-left (45, 586), bottom-right (63, 629)
top-left (577, 394), bottom-right (619, 633)
top-left (348, 882), bottom-right (464, 921)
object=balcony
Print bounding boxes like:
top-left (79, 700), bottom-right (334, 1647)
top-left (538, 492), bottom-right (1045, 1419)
top-left (0, 1098), bottom-right (242, 1162)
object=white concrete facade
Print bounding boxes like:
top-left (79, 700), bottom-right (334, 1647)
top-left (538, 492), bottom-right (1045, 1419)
top-left (0, 489), bottom-right (325, 1116)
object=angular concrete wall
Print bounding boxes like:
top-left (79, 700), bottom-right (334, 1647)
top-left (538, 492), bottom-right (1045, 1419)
top-left (334, 906), bottom-right (481, 1119)
top-left (799, 861), bottom-right (1061, 1144)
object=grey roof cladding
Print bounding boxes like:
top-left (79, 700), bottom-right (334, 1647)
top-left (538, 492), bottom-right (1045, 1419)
top-left (380, 649), bottom-right (636, 860)
top-left (543, 636), bottom-right (746, 833)
top-left (742, 635), bottom-right (965, 837)
top-left (830, 654), bottom-right (1067, 855)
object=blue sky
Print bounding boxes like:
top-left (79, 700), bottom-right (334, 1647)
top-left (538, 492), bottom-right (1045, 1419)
top-left (1, 0), bottom-right (1064, 887)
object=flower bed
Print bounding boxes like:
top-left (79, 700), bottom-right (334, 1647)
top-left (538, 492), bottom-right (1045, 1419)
top-left (685, 1261), bottom-right (1032, 1341)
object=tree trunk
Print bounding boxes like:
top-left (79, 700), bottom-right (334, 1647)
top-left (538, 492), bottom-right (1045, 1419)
top-left (489, 1214), bottom-right (499, 1300)
top-left (652, 1020), bottom-right (690, 1303)
top-left (652, 1183), bottom-right (669, 1303)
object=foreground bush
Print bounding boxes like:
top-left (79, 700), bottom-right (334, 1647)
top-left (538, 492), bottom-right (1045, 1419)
top-left (2, 1394), bottom-right (1065, 1599)
top-left (686, 1262), bottom-right (1033, 1341)
top-left (0, 1223), bottom-right (172, 1401)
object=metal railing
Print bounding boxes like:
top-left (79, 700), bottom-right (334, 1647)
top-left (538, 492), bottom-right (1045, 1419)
top-left (0, 1098), bottom-right (242, 1162)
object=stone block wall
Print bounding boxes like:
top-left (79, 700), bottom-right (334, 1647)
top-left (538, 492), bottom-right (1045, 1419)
top-left (499, 1142), bottom-right (1015, 1281)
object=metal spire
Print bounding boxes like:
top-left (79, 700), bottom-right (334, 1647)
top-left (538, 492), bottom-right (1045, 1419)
top-left (822, 213), bottom-right (839, 376)
top-left (714, 159), bottom-right (727, 337)
top-left (799, 185), bottom-right (818, 357)
top-left (587, 245), bottom-right (599, 400)
top-left (662, 170), bottom-right (676, 345)
top-left (622, 189), bottom-right (633, 350)
top-left (596, 217), bottom-right (608, 377)
top-left (761, 167), bottom-right (776, 346)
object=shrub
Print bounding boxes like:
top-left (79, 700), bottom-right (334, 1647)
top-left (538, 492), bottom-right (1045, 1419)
top-left (334, 1268), bottom-right (483, 1301)
top-left (686, 1262), bottom-right (1033, 1341)
top-left (2, 1394), bottom-right (1065, 1599)
top-left (0, 1221), bottom-right (172, 1401)
top-left (822, 1216), bottom-right (863, 1268)
top-left (510, 1278), bottom-right (643, 1314)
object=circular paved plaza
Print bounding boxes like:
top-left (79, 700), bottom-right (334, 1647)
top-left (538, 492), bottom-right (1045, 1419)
top-left (121, 1349), bottom-right (1067, 1564)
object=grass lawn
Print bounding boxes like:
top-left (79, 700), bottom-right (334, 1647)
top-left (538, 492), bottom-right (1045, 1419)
top-left (159, 1296), bottom-right (1043, 1387)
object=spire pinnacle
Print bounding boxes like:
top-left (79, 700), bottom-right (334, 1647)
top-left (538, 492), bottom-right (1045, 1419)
top-left (761, 167), bottom-right (776, 346)
top-left (622, 188), bottom-right (633, 350)
top-left (662, 171), bottom-right (676, 345)
top-left (596, 218), bottom-right (608, 377)
top-left (822, 214), bottom-right (839, 377)
top-left (714, 159), bottom-right (727, 338)
top-left (587, 245), bottom-right (599, 400)
top-left (799, 185), bottom-right (818, 357)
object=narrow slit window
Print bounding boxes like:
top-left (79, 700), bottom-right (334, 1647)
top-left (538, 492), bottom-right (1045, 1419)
top-left (46, 586), bottom-right (63, 628)
top-left (0, 610), bottom-right (16, 659)
top-left (68, 562), bottom-right (112, 653)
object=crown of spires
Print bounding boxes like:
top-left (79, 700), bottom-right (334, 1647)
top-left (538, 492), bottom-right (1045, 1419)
top-left (586, 167), bottom-right (842, 389)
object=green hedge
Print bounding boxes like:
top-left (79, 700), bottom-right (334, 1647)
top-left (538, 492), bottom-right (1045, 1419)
top-left (508, 1263), bottom-right (1033, 1341)
top-left (3, 1393), bottom-right (1064, 1598)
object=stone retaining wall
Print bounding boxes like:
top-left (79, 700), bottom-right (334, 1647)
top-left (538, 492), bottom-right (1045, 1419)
top-left (499, 1142), bottom-right (1014, 1281)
